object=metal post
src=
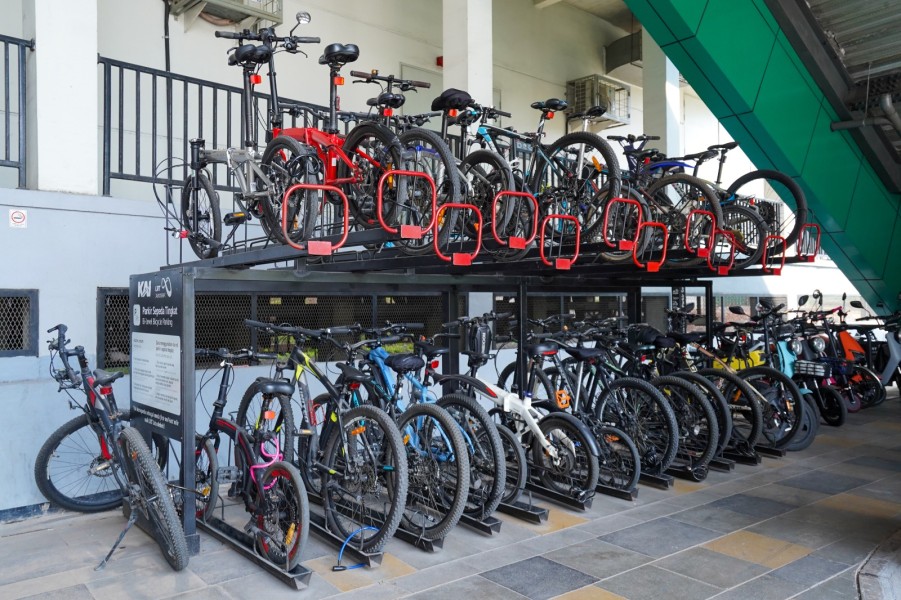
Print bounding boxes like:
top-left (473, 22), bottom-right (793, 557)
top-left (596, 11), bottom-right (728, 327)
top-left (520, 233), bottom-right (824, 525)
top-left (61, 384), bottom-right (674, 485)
top-left (444, 287), bottom-right (460, 377)
top-left (180, 269), bottom-right (199, 553)
top-left (17, 40), bottom-right (30, 188)
top-left (704, 281), bottom-right (714, 336)
top-left (516, 282), bottom-right (528, 393)
top-left (102, 59), bottom-right (111, 195)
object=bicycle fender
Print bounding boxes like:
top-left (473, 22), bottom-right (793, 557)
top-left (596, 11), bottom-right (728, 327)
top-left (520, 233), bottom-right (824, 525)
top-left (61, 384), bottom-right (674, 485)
top-left (537, 412), bottom-right (601, 457)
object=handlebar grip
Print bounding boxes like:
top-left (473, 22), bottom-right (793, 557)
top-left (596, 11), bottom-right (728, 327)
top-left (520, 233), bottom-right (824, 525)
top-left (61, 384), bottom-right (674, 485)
top-left (294, 36), bottom-right (320, 44)
top-left (442, 320), bottom-right (461, 328)
top-left (409, 80), bottom-right (431, 88)
top-left (645, 135), bottom-right (661, 140)
top-left (493, 312), bottom-right (512, 320)
top-left (215, 31), bottom-right (243, 39)
top-left (394, 322), bottom-right (424, 330)
top-left (381, 335), bottom-right (402, 344)
top-left (47, 324), bottom-right (66, 334)
top-left (496, 110), bottom-right (512, 118)
top-left (349, 70), bottom-right (371, 79)
top-left (244, 319), bottom-right (270, 329)
top-left (326, 326), bottom-right (354, 335)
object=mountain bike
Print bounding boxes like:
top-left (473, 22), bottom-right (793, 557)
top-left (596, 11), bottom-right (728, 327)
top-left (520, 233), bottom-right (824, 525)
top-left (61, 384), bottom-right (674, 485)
top-left (239, 320), bottom-right (408, 554)
top-left (192, 348), bottom-right (309, 570)
top-left (36, 325), bottom-right (188, 571)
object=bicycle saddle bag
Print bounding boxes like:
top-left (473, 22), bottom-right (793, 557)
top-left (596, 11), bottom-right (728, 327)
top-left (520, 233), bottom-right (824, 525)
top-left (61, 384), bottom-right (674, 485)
top-left (385, 353), bottom-right (425, 373)
top-left (229, 43), bottom-right (272, 66)
top-left (319, 43), bottom-right (360, 66)
top-left (431, 88), bottom-right (473, 111)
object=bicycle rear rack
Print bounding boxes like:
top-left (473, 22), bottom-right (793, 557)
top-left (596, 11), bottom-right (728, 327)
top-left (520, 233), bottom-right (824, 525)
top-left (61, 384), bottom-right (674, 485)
top-left (435, 203), bottom-right (481, 265)
top-left (797, 222), bottom-right (821, 262)
top-left (632, 221), bottom-right (668, 272)
top-left (707, 229), bottom-right (735, 275)
top-left (685, 209), bottom-right (715, 259)
top-left (377, 169), bottom-right (437, 239)
top-left (281, 183), bottom-right (349, 255)
top-left (762, 234), bottom-right (787, 275)
top-left (602, 197), bottom-right (644, 251)
top-left (539, 214), bottom-right (580, 270)
top-left (491, 191), bottom-right (538, 250)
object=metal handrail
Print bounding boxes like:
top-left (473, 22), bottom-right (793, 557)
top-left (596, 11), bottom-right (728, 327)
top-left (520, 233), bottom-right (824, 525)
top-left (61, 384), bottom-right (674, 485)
top-left (0, 34), bottom-right (34, 189)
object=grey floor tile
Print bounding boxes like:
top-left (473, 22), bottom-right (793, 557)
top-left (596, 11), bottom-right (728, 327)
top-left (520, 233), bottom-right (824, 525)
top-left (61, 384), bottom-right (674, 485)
top-left (20, 584), bottom-right (95, 600)
top-left (779, 471), bottom-right (869, 495)
top-left (741, 483), bottom-right (829, 507)
top-left (812, 536), bottom-right (882, 566)
top-left (654, 547), bottom-right (768, 589)
top-left (768, 554), bottom-right (849, 586)
top-left (599, 517), bottom-right (720, 558)
top-left (707, 494), bottom-right (796, 519)
top-left (542, 539), bottom-right (652, 580)
top-left (163, 586), bottom-right (238, 600)
top-left (746, 514), bottom-right (846, 549)
top-left (86, 563), bottom-right (208, 600)
top-left (405, 575), bottom-right (528, 600)
top-left (573, 513), bottom-right (644, 536)
top-left (708, 574), bottom-right (806, 600)
top-left (669, 505), bottom-right (763, 533)
top-left (849, 475), bottom-right (901, 503)
top-left (481, 556), bottom-right (597, 600)
top-left (792, 571), bottom-right (858, 600)
top-left (599, 564), bottom-right (721, 600)
top-left (223, 570), bottom-right (340, 600)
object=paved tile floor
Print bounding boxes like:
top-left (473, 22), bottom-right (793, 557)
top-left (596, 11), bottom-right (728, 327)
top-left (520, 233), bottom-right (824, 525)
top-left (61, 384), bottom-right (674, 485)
top-left (3, 389), bottom-right (900, 599)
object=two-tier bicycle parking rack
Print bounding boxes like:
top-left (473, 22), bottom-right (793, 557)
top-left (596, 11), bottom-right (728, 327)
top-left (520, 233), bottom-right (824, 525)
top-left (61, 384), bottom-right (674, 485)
top-left (138, 179), bottom-right (823, 588)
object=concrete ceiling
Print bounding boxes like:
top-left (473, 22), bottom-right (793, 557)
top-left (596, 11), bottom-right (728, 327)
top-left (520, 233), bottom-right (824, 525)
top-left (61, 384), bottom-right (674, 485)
top-left (534, 0), bottom-right (639, 33)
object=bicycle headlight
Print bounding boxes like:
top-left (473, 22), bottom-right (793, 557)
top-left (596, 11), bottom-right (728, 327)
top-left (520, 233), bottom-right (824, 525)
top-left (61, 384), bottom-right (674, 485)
top-left (810, 337), bottom-right (826, 353)
top-left (790, 339), bottom-right (803, 355)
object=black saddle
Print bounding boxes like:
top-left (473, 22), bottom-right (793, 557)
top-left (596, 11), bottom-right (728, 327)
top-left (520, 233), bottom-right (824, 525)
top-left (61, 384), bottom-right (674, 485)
top-left (385, 353), bottom-right (425, 373)
top-left (93, 369), bottom-right (125, 387)
top-left (367, 92), bottom-right (405, 109)
top-left (229, 43), bottom-right (272, 66)
top-left (431, 88), bottom-right (473, 111)
top-left (531, 98), bottom-right (568, 112)
top-left (653, 336), bottom-right (677, 349)
top-left (668, 331), bottom-right (706, 345)
top-left (573, 104), bottom-right (608, 119)
top-left (413, 340), bottom-right (449, 358)
top-left (560, 346), bottom-right (605, 362)
top-left (319, 43), bottom-right (359, 66)
top-left (336, 362), bottom-right (370, 383)
top-left (524, 342), bottom-right (558, 358)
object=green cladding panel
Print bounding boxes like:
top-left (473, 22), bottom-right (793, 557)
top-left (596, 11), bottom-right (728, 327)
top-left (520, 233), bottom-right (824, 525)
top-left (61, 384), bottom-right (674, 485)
top-left (628, 0), bottom-right (901, 310)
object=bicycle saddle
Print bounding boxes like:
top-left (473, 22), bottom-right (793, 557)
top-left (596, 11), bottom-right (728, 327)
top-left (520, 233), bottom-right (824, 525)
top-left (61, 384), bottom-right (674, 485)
top-left (413, 340), bottom-right (449, 358)
top-left (367, 92), bottom-right (405, 109)
top-left (525, 342), bottom-right (558, 358)
top-left (708, 141), bottom-right (739, 151)
top-left (560, 346), bottom-right (605, 362)
top-left (318, 43), bottom-right (359, 66)
top-left (667, 331), bottom-right (706, 345)
top-left (571, 104), bottom-right (608, 120)
top-left (229, 43), bottom-right (272, 66)
top-left (431, 88), bottom-right (473, 111)
top-left (385, 353), bottom-right (425, 373)
top-left (530, 98), bottom-right (568, 112)
top-left (254, 379), bottom-right (295, 396)
top-left (653, 336), bottom-right (677, 349)
top-left (336, 362), bottom-right (371, 383)
top-left (93, 369), bottom-right (125, 387)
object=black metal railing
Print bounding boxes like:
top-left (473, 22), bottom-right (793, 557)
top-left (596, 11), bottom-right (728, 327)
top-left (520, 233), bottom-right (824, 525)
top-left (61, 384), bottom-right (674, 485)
top-left (99, 56), bottom-right (326, 196)
top-left (1, 35), bottom-right (34, 189)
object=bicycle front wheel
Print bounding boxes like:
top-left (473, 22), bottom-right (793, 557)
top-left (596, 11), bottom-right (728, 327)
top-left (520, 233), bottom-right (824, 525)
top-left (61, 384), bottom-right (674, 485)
top-left (180, 172), bottom-right (221, 259)
top-left (644, 173), bottom-right (722, 265)
top-left (236, 381), bottom-right (296, 464)
top-left (341, 123), bottom-right (406, 230)
top-left (726, 169), bottom-right (807, 248)
top-left (260, 135), bottom-right (321, 245)
top-left (738, 366), bottom-right (805, 448)
top-left (322, 405), bottom-right (408, 553)
top-left (254, 461), bottom-right (309, 570)
top-left (530, 415), bottom-right (599, 499)
top-left (119, 426), bottom-right (189, 571)
top-left (595, 425), bottom-right (641, 492)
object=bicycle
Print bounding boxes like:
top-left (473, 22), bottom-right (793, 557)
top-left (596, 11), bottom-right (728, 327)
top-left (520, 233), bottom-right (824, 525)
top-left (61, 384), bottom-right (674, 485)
top-left (35, 324), bottom-right (188, 571)
top-left (239, 319), bottom-right (408, 554)
top-left (192, 348), bottom-right (309, 570)
top-left (172, 19), bottom-right (322, 258)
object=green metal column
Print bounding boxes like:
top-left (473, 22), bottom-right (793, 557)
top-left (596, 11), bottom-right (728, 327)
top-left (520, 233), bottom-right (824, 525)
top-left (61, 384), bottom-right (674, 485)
top-left (626, 0), bottom-right (901, 311)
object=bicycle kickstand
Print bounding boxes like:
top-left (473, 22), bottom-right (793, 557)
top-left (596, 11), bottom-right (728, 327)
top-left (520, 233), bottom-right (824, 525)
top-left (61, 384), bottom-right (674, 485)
top-left (95, 506), bottom-right (139, 571)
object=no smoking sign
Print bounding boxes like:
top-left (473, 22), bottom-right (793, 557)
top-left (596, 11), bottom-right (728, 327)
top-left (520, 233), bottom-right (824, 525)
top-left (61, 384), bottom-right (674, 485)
top-left (8, 209), bottom-right (26, 229)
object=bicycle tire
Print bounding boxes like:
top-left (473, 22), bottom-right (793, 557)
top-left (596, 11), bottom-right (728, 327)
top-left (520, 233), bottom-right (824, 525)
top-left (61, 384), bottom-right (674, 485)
top-left (593, 377), bottom-right (680, 476)
top-left (180, 171), bottom-right (221, 259)
top-left (595, 425), bottom-right (641, 492)
top-left (494, 420), bottom-right (527, 505)
top-left (785, 396), bottom-right (819, 451)
top-left (396, 128), bottom-right (462, 255)
top-left (737, 366), bottom-right (805, 448)
top-left (529, 131), bottom-right (623, 240)
top-left (322, 405), bottom-right (408, 553)
top-left (851, 365), bottom-right (886, 408)
top-left (719, 203), bottom-right (768, 270)
top-left (341, 122), bottom-right (406, 230)
top-left (643, 173), bottom-right (722, 266)
top-left (697, 368), bottom-right (764, 450)
top-left (497, 360), bottom-right (555, 402)
top-left (530, 414), bottom-right (599, 499)
top-left (297, 392), bottom-right (329, 497)
top-left (726, 169), bottom-right (808, 248)
top-left (672, 371), bottom-right (732, 456)
top-left (34, 410), bottom-right (167, 513)
top-left (396, 403), bottom-right (469, 540)
top-left (437, 393), bottom-right (507, 519)
top-left (597, 184), bottom-right (651, 263)
top-left (259, 135), bottom-right (321, 245)
top-left (254, 461), bottom-right (309, 570)
top-left (192, 434), bottom-right (219, 521)
top-left (651, 376), bottom-right (719, 476)
top-left (236, 381), bottom-right (296, 464)
top-left (119, 426), bottom-right (189, 571)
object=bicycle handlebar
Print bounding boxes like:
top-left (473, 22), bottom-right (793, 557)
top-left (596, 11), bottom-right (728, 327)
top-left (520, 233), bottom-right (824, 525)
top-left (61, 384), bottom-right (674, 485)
top-left (349, 70), bottom-right (430, 89)
top-left (215, 29), bottom-right (320, 45)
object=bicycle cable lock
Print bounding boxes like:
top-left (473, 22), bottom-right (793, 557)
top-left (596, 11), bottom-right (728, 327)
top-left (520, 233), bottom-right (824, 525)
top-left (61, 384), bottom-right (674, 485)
top-left (332, 526), bottom-right (379, 571)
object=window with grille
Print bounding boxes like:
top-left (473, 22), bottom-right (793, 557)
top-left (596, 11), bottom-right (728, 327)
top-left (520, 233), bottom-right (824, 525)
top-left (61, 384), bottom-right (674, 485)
top-left (0, 290), bottom-right (37, 357)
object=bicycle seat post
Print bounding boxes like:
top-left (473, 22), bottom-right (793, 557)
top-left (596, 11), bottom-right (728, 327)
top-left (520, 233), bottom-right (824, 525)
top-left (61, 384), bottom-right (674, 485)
top-left (328, 65), bottom-right (341, 134)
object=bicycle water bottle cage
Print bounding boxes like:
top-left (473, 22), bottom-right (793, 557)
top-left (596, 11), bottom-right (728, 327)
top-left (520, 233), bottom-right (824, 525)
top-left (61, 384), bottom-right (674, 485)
top-left (229, 44), bottom-right (272, 66)
top-left (431, 88), bottom-right (473, 111)
top-left (367, 93), bottom-right (405, 109)
top-left (602, 197), bottom-right (644, 250)
top-left (797, 223), bottom-right (821, 262)
top-left (685, 209), bottom-right (715, 258)
top-left (707, 229), bottom-right (736, 276)
top-left (318, 43), bottom-right (359, 66)
top-left (762, 235), bottom-right (787, 275)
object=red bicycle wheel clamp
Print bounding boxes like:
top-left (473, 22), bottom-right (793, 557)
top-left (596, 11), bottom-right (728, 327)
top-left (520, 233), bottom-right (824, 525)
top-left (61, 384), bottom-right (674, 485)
top-left (281, 183), bottom-right (349, 255)
top-left (491, 190), bottom-right (538, 250)
top-left (632, 221), bottom-right (668, 272)
top-left (377, 170), bottom-right (437, 239)
top-left (434, 203), bottom-right (481, 265)
top-left (602, 197), bottom-right (644, 251)
top-left (762, 235), bottom-right (786, 275)
top-left (539, 214), bottom-right (580, 270)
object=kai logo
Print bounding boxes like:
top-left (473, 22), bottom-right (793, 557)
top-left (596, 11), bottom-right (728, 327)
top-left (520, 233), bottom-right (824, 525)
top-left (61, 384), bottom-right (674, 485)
top-left (137, 280), bottom-right (152, 298)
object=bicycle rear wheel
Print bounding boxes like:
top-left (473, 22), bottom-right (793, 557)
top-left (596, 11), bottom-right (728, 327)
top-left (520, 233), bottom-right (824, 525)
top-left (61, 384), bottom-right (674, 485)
top-left (341, 123), bottom-right (406, 230)
top-left (726, 169), bottom-right (807, 248)
top-left (594, 425), bottom-right (641, 492)
top-left (651, 376), bottom-right (719, 478)
top-left (720, 203), bottom-right (768, 270)
top-left (254, 461), bottom-right (309, 570)
top-left (530, 414), bottom-right (599, 499)
top-left (322, 405), bottom-right (408, 553)
top-left (34, 410), bottom-right (168, 513)
top-left (697, 368), bottom-right (764, 451)
top-left (643, 173), bottom-right (722, 265)
top-left (180, 172), bottom-right (221, 259)
top-left (397, 403), bottom-right (469, 540)
top-left (119, 426), bottom-right (189, 571)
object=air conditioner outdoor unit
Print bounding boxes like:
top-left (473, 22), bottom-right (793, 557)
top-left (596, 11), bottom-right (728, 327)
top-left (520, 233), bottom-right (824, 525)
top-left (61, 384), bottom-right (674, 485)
top-left (170, 0), bottom-right (283, 29)
top-left (565, 75), bottom-right (631, 130)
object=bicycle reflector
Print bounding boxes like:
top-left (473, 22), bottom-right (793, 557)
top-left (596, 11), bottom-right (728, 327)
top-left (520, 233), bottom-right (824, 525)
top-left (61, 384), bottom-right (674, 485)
top-left (334, 76), bottom-right (345, 86)
top-left (602, 197), bottom-right (643, 250)
top-left (685, 209), bottom-right (715, 258)
top-left (448, 109), bottom-right (458, 117)
top-left (263, 410), bottom-right (276, 421)
top-left (797, 223), bottom-right (821, 262)
top-left (249, 74), bottom-right (262, 85)
top-left (762, 235), bottom-right (787, 275)
top-left (491, 191), bottom-right (538, 250)
top-left (547, 111), bottom-right (555, 119)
